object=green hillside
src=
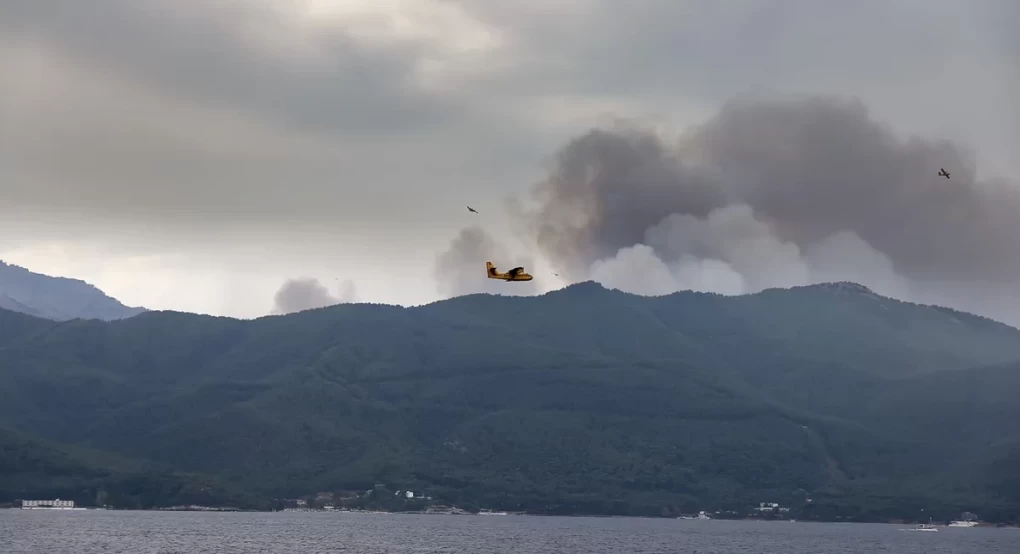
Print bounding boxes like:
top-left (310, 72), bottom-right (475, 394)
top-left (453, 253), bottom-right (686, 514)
top-left (1, 281), bottom-right (1019, 521)
top-left (0, 425), bottom-right (260, 510)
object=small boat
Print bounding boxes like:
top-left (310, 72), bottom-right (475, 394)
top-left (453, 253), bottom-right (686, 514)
top-left (949, 512), bottom-right (979, 527)
top-left (948, 520), bottom-right (978, 528)
top-left (908, 518), bottom-right (938, 532)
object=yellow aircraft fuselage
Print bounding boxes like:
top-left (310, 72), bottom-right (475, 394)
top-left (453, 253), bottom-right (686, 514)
top-left (486, 261), bottom-right (533, 282)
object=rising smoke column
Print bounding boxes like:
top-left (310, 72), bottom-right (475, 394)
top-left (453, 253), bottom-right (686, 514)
top-left (272, 277), bottom-right (358, 314)
top-left (504, 94), bottom-right (1020, 325)
top-left (685, 96), bottom-right (1020, 280)
top-left (515, 122), bottom-right (727, 282)
top-left (433, 94), bottom-right (1020, 324)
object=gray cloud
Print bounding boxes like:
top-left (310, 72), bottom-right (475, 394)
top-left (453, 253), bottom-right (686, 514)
top-left (507, 95), bottom-right (1020, 325)
top-left (0, 0), bottom-right (523, 239)
top-left (461, 0), bottom-right (1018, 177)
top-left (4, 0), bottom-right (1014, 238)
top-left (461, 2), bottom-right (1004, 98)
top-left (1, 0), bottom-right (459, 137)
top-left (272, 277), bottom-right (357, 315)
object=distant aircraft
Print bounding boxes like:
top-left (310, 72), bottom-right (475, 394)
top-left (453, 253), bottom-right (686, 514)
top-left (486, 261), bottom-right (533, 282)
top-left (938, 168), bottom-right (950, 179)
top-left (467, 206), bottom-right (478, 213)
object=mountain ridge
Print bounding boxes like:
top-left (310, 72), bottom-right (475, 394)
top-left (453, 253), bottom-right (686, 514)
top-left (0, 260), bottom-right (147, 322)
top-left (427, 280), bottom-right (1017, 332)
top-left (1, 278), bottom-right (1019, 520)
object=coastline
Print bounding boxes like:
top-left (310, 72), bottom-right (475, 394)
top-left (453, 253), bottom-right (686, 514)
top-left (6, 505), bottom-right (1015, 527)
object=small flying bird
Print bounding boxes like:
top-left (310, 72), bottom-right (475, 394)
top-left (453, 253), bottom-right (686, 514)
top-left (467, 206), bottom-right (478, 213)
top-left (938, 168), bottom-right (950, 179)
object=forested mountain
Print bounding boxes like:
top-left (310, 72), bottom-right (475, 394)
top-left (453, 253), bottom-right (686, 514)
top-left (1, 281), bottom-right (1019, 521)
top-left (0, 260), bottom-right (146, 321)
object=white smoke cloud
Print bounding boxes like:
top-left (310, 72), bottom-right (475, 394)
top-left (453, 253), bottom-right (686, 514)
top-left (644, 204), bottom-right (811, 291)
top-left (591, 244), bottom-right (749, 297)
top-left (589, 203), bottom-right (920, 303)
top-left (589, 244), bottom-right (677, 296)
top-left (802, 231), bottom-right (913, 300)
top-left (670, 256), bottom-right (747, 295)
top-left (272, 277), bottom-right (358, 315)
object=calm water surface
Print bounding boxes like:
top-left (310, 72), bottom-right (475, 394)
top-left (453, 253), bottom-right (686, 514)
top-left (2, 510), bottom-right (1018, 553)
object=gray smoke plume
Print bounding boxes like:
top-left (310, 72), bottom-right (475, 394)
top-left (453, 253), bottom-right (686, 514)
top-left (272, 277), bottom-right (357, 315)
top-left (434, 226), bottom-right (538, 298)
top-left (497, 94), bottom-right (1020, 325)
top-left (517, 121), bottom-right (726, 282)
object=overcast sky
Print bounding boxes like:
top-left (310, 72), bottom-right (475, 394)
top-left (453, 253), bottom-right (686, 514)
top-left (1, 0), bottom-right (1018, 322)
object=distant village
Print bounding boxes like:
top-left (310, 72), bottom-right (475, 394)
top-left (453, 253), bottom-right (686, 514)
top-left (274, 488), bottom-right (802, 520)
top-left (7, 493), bottom-right (998, 528)
top-left (274, 484), bottom-right (503, 515)
top-left (5, 488), bottom-right (807, 520)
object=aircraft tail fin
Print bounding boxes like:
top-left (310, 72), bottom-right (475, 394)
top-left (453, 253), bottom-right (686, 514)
top-left (486, 261), bottom-right (498, 276)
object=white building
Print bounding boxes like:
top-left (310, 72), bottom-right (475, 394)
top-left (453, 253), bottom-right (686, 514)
top-left (22, 499), bottom-right (76, 509)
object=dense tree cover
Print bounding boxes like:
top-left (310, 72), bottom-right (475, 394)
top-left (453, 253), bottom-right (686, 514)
top-left (0, 426), bottom-right (262, 509)
top-left (1, 281), bottom-right (1019, 521)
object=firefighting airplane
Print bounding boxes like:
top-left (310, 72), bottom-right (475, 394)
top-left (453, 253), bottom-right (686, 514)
top-left (486, 261), bottom-right (533, 282)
